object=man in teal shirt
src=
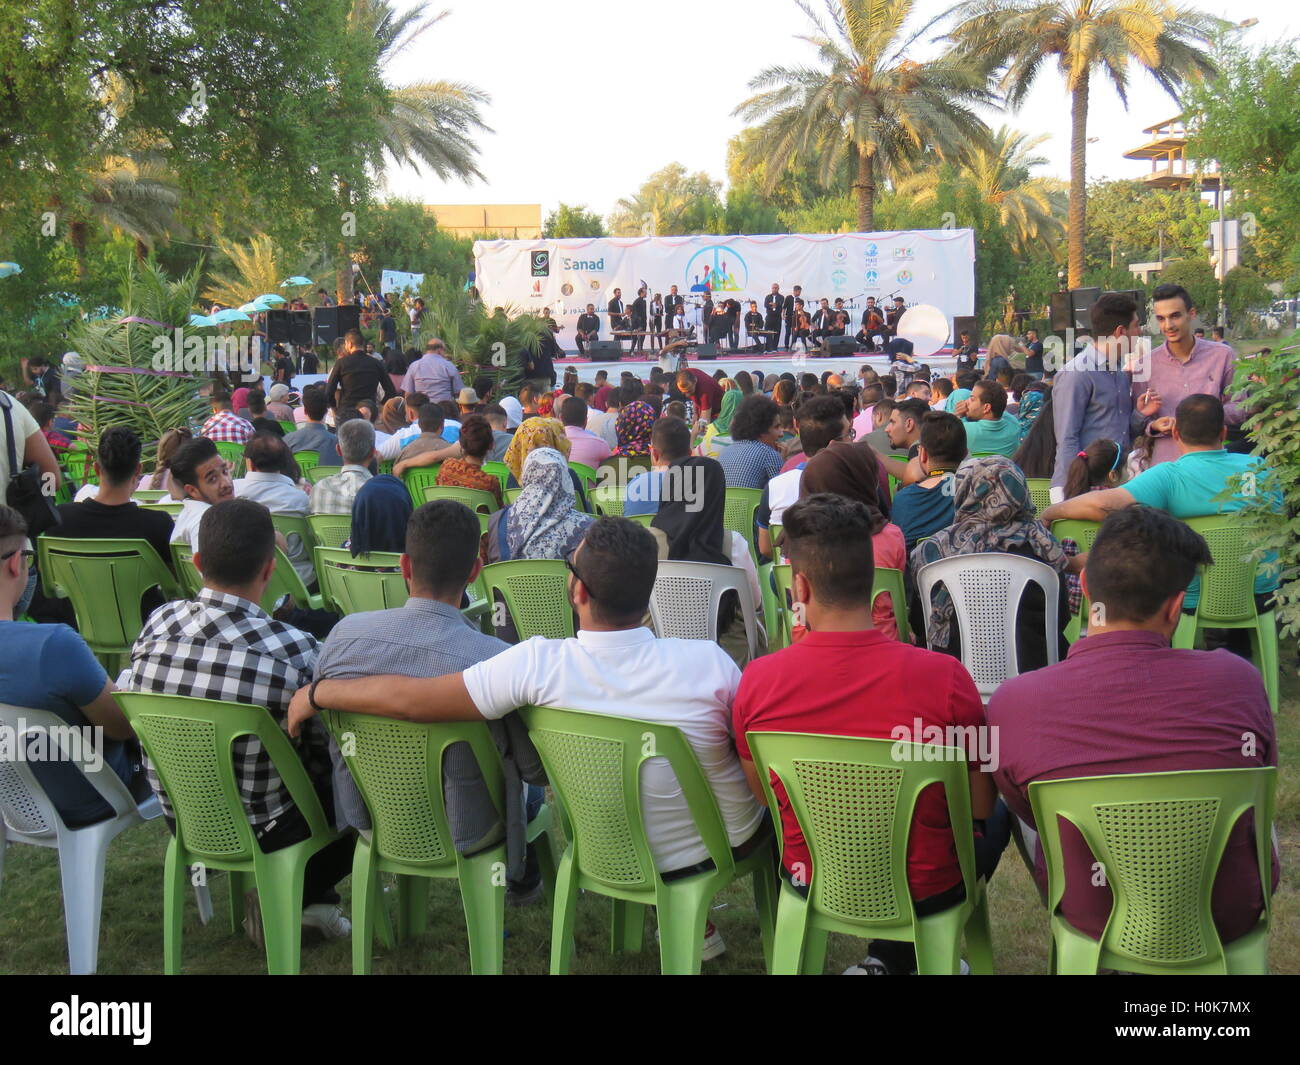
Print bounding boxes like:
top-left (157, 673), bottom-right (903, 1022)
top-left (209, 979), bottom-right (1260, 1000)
top-left (956, 378), bottom-right (1021, 457)
top-left (1040, 393), bottom-right (1279, 609)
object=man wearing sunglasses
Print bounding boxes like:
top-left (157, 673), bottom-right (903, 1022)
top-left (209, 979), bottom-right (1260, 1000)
top-left (0, 504), bottom-right (151, 826)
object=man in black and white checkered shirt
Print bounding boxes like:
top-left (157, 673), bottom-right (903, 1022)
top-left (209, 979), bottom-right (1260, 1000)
top-left (124, 497), bottom-right (353, 941)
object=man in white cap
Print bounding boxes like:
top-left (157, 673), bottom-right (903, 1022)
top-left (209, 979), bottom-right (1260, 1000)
top-left (266, 383), bottom-right (296, 422)
top-left (499, 395), bottom-right (524, 430)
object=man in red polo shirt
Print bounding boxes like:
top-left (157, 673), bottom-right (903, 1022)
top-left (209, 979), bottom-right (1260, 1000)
top-left (988, 506), bottom-right (1276, 953)
top-left (674, 367), bottom-right (723, 423)
top-left (732, 492), bottom-right (1008, 975)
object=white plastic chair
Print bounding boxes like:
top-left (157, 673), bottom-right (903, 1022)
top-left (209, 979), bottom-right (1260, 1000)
top-left (914, 553), bottom-right (1060, 702)
top-left (0, 702), bottom-right (212, 974)
top-left (648, 560), bottom-right (760, 662)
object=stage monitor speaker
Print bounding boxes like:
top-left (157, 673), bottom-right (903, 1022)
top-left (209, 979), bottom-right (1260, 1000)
top-left (312, 304), bottom-right (361, 346)
top-left (267, 309), bottom-right (311, 345)
top-left (694, 343), bottom-right (719, 360)
top-left (1049, 292), bottom-right (1073, 333)
top-left (952, 316), bottom-right (978, 347)
top-left (822, 335), bottom-right (858, 356)
top-left (1071, 287), bottom-right (1101, 332)
top-left (584, 340), bottom-right (622, 361)
top-left (1107, 288), bottom-right (1147, 325)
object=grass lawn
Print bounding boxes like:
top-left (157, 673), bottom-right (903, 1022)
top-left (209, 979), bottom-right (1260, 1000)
top-left (1, 642), bottom-right (1296, 975)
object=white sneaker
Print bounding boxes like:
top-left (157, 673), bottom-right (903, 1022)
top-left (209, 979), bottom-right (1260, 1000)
top-left (301, 903), bottom-right (351, 939)
top-left (842, 956), bottom-right (890, 974)
top-left (654, 920), bottom-right (727, 961)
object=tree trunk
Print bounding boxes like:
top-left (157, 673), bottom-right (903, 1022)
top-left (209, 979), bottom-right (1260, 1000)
top-left (853, 150), bottom-right (877, 232)
top-left (1068, 75), bottom-right (1089, 290)
top-left (336, 179), bottom-right (354, 305)
top-left (68, 219), bottom-right (88, 280)
top-left (134, 238), bottom-right (149, 262)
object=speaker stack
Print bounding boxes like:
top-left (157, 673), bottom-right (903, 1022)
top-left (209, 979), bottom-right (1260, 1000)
top-left (952, 315), bottom-right (978, 346)
top-left (584, 340), bottom-right (623, 361)
top-left (266, 309), bottom-right (312, 345)
top-left (312, 304), bottom-right (361, 346)
top-left (820, 335), bottom-right (858, 356)
top-left (693, 343), bottom-right (719, 360)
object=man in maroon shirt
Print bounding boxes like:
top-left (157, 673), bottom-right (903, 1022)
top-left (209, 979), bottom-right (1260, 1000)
top-left (988, 506), bottom-right (1276, 952)
top-left (674, 367), bottom-right (723, 423)
top-left (733, 492), bottom-right (1008, 974)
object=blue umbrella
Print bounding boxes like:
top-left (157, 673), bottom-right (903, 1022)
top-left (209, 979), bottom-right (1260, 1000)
top-left (257, 293), bottom-right (287, 306)
top-left (0, 262), bottom-right (22, 278)
top-left (211, 308), bottom-right (252, 324)
top-left (238, 301), bottom-right (260, 313)
top-left (188, 313), bottom-right (214, 327)
top-left (280, 276), bottom-right (312, 288)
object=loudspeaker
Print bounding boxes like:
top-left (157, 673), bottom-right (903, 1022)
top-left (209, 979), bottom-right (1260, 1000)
top-left (584, 340), bottom-right (623, 361)
top-left (952, 316), bottom-right (977, 347)
top-left (312, 304), bottom-right (361, 346)
top-left (694, 343), bottom-right (719, 360)
top-left (1071, 287), bottom-right (1101, 331)
top-left (1049, 292), bottom-right (1073, 332)
top-left (822, 335), bottom-right (858, 356)
top-left (1108, 288), bottom-right (1147, 325)
top-left (267, 309), bottom-right (311, 345)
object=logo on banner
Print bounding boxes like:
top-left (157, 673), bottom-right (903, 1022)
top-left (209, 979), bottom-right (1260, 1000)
top-left (531, 251), bottom-right (550, 277)
top-left (684, 246), bottom-right (748, 293)
top-left (830, 269), bottom-right (848, 288)
top-left (530, 280), bottom-right (544, 297)
top-left (831, 246), bottom-right (848, 263)
top-left (589, 279), bottom-right (601, 291)
top-left (892, 247), bottom-right (914, 261)
top-left (864, 270), bottom-right (880, 287)
top-left (896, 269), bottom-right (914, 285)
top-left (561, 283), bottom-right (574, 296)
top-left (561, 256), bottom-right (605, 271)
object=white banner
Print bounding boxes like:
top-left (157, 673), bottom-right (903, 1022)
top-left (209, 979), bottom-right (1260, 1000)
top-left (472, 230), bottom-right (975, 349)
top-left (380, 269), bottom-right (425, 294)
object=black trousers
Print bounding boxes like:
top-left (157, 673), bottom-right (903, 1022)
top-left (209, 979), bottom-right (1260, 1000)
top-left (764, 315), bottom-right (781, 350)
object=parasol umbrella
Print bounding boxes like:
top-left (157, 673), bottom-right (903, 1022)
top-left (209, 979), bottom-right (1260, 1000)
top-left (211, 308), bottom-right (252, 324)
top-left (280, 276), bottom-right (312, 288)
top-left (188, 313), bottom-right (214, 327)
top-left (257, 293), bottom-right (287, 306)
top-left (0, 262), bottom-right (22, 278)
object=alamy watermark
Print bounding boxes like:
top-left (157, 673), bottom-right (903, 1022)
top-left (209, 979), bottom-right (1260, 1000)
top-left (151, 330), bottom-right (260, 375)
top-left (0, 720), bottom-right (105, 774)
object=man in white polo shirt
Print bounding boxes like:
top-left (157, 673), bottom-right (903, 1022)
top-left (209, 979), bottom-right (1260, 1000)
top-left (288, 515), bottom-right (766, 959)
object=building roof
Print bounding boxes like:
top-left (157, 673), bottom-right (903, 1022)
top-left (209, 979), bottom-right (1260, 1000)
top-left (424, 204), bottom-right (542, 239)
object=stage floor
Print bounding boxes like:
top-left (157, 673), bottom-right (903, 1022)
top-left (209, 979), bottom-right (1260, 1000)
top-left (556, 347), bottom-right (958, 383)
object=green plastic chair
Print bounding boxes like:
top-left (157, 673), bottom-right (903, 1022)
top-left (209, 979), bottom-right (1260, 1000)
top-left (1029, 767), bottom-right (1276, 975)
top-left (401, 465), bottom-right (442, 508)
top-left (262, 545), bottom-right (325, 613)
top-left (114, 692), bottom-right (343, 975)
top-left (306, 513), bottom-right (352, 550)
top-left (303, 465), bottom-right (335, 485)
top-left (278, 420), bottom-right (295, 435)
top-left (770, 564), bottom-right (909, 650)
top-left (591, 484), bottom-right (626, 517)
top-left (1025, 478), bottom-right (1053, 513)
top-left (503, 487), bottom-right (522, 505)
top-left (479, 560), bottom-right (575, 640)
top-left (482, 461), bottom-right (510, 492)
top-left (37, 536), bottom-right (182, 671)
top-left (626, 513), bottom-right (654, 528)
top-left (377, 459), bottom-right (394, 477)
top-left (291, 450), bottom-right (320, 478)
top-left (1050, 518), bottom-right (1101, 644)
top-left (568, 462), bottom-right (599, 511)
top-left (314, 547), bottom-right (408, 615)
top-left (746, 731), bottom-right (993, 975)
top-left (520, 706), bottom-right (777, 974)
top-left (724, 487), bottom-right (763, 562)
top-left (140, 501), bottom-right (183, 518)
top-left (270, 512), bottom-right (315, 575)
top-left (421, 485), bottom-right (500, 513)
top-left (171, 541), bottom-right (202, 597)
top-left (320, 709), bottom-right (558, 974)
top-left (134, 489), bottom-right (169, 502)
top-left (1171, 515), bottom-right (1280, 713)
top-left (214, 441), bottom-right (247, 469)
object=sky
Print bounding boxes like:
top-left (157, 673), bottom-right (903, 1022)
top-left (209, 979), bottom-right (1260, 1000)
top-left (381, 0), bottom-right (1298, 223)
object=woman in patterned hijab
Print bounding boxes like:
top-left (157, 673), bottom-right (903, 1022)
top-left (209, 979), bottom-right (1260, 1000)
top-left (491, 447), bottom-right (593, 561)
top-left (910, 455), bottom-right (1073, 659)
top-left (503, 417), bottom-right (570, 483)
top-left (614, 397), bottom-right (656, 456)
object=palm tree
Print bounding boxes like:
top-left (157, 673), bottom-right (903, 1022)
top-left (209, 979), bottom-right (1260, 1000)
top-left (894, 126), bottom-right (1066, 256)
top-left (734, 0), bottom-right (995, 232)
top-left (201, 235), bottom-right (327, 310)
top-left (339, 2), bottom-right (491, 299)
top-left (946, 0), bottom-right (1220, 288)
top-left (63, 152), bottom-right (181, 280)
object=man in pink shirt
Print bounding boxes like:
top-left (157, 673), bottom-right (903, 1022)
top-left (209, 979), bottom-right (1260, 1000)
top-left (1133, 283), bottom-right (1244, 467)
top-left (560, 395), bottom-right (611, 469)
top-left (851, 383), bottom-right (882, 441)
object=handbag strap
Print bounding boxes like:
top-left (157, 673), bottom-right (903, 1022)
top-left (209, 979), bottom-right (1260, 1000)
top-left (0, 392), bottom-right (20, 478)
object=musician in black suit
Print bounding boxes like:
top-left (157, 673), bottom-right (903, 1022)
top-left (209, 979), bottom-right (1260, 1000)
top-left (762, 284), bottom-right (783, 352)
top-left (811, 298), bottom-right (834, 343)
top-left (744, 301), bottom-right (765, 352)
top-left (575, 303), bottom-right (600, 355)
top-left (885, 296), bottom-right (907, 337)
top-left (650, 293), bottom-right (664, 351)
top-left (629, 287), bottom-right (648, 353)
top-left (607, 288), bottom-right (626, 347)
top-left (664, 285), bottom-right (684, 322)
top-left (701, 294), bottom-right (714, 329)
top-left (782, 284), bottom-right (802, 349)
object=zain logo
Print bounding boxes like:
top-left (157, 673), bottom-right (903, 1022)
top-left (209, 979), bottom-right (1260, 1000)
top-left (531, 251), bottom-right (550, 277)
top-left (897, 269), bottom-right (914, 285)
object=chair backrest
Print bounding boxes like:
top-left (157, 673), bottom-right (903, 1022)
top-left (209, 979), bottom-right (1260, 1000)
top-left (64, 448), bottom-right (97, 486)
top-left (914, 552), bottom-right (1060, 699)
top-left (421, 485), bottom-right (500, 513)
top-left (261, 545), bottom-right (316, 613)
top-left (519, 706), bottom-right (735, 889)
top-left (115, 692), bottom-right (332, 864)
top-left (503, 487), bottom-right (522, 505)
top-left (0, 703), bottom-right (138, 841)
top-left (1029, 768), bottom-right (1276, 970)
top-left (270, 513), bottom-right (315, 563)
top-left (278, 420), bottom-right (295, 435)
top-left (306, 513), bottom-right (352, 549)
top-left (1183, 515), bottom-right (1266, 623)
top-left (214, 441), bottom-right (246, 468)
top-left (770, 565), bottom-right (908, 650)
top-left (648, 560), bottom-right (759, 661)
top-left (481, 461), bottom-right (510, 491)
top-left (170, 541), bottom-right (203, 597)
top-left (37, 536), bottom-right (181, 655)
top-left (320, 710), bottom-right (504, 869)
top-left (133, 489), bottom-right (169, 502)
top-left (401, 465), bottom-right (442, 508)
top-left (139, 501), bottom-right (183, 518)
top-left (1049, 518), bottom-right (1101, 553)
top-left (303, 465), bottom-right (335, 484)
top-left (292, 449), bottom-right (320, 475)
top-left (314, 547), bottom-right (408, 614)
top-left (723, 487), bottom-right (763, 561)
top-left (568, 462), bottom-right (599, 496)
top-left (590, 484), bottom-right (626, 517)
top-left (1025, 478), bottom-right (1053, 513)
top-left (626, 513), bottom-right (654, 528)
top-left (479, 560), bottom-right (575, 640)
top-left (745, 732), bottom-right (978, 930)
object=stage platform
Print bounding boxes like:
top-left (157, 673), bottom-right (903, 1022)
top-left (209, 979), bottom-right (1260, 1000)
top-left (555, 348), bottom-right (958, 383)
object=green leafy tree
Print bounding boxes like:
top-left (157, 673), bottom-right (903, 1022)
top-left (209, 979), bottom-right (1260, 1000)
top-left (1185, 39), bottom-right (1300, 288)
top-left (354, 200), bottom-right (474, 283)
top-left (947, 0), bottom-right (1221, 289)
top-left (1082, 178), bottom-right (1216, 275)
top-left (543, 204), bottom-right (608, 238)
top-left (734, 0), bottom-right (995, 232)
top-left (608, 164), bottom-right (724, 236)
top-left (1222, 265), bottom-right (1271, 323)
